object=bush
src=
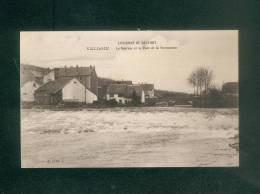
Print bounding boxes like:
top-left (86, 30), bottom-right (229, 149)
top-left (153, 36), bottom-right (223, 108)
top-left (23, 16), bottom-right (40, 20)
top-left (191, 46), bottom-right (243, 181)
top-left (105, 99), bottom-right (118, 106)
top-left (192, 88), bottom-right (238, 108)
top-left (207, 88), bottom-right (224, 107)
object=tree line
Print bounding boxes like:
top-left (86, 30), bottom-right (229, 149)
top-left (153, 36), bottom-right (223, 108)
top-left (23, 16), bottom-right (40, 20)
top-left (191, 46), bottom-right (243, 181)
top-left (187, 66), bottom-right (238, 108)
top-left (188, 67), bottom-right (214, 96)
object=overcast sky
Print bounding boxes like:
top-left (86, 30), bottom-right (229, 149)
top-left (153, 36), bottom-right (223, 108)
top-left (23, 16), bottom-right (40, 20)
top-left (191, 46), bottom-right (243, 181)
top-left (20, 30), bottom-right (238, 93)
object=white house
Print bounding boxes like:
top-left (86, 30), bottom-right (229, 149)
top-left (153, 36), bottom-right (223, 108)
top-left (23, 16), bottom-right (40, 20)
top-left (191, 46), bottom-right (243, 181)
top-left (106, 93), bottom-right (132, 104)
top-left (128, 84), bottom-right (145, 103)
top-left (106, 84), bottom-right (145, 104)
top-left (106, 84), bottom-right (128, 104)
top-left (62, 78), bottom-right (86, 103)
top-left (85, 88), bottom-right (98, 103)
top-left (140, 83), bottom-right (155, 98)
top-left (21, 80), bottom-right (41, 102)
top-left (35, 78), bottom-right (97, 104)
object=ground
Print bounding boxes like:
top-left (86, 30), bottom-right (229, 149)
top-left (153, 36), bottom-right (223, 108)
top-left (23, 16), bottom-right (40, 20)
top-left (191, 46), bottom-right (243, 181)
top-left (21, 107), bottom-right (239, 167)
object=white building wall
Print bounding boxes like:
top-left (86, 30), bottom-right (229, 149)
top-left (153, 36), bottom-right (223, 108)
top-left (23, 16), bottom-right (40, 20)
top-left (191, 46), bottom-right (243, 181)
top-left (62, 79), bottom-right (85, 102)
top-left (106, 94), bottom-right (130, 104)
top-left (145, 89), bottom-right (154, 98)
top-left (85, 88), bottom-right (97, 104)
top-left (106, 94), bottom-right (110, 101)
top-left (21, 81), bottom-right (40, 102)
top-left (117, 97), bottom-right (128, 104)
top-left (113, 94), bottom-right (125, 104)
top-left (141, 90), bottom-right (145, 103)
top-left (149, 89), bottom-right (154, 98)
top-left (43, 71), bottom-right (55, 83)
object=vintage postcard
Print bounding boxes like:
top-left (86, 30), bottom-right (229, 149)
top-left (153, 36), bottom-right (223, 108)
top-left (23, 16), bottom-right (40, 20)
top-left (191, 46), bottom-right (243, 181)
top-left (20, 30), bottom-right (238, 168)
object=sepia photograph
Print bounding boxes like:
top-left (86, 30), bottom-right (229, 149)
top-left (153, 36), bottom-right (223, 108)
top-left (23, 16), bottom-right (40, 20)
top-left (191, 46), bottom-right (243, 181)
top-left (20, 30), bottom-right (239, 168)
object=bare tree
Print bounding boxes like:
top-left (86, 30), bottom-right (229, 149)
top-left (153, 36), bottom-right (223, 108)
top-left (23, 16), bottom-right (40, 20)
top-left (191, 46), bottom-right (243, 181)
top-left (188, 67), bottom-right (214, 96)
top-left (188, 71), bottom-right (198, 95)
top-left (205, 69), bottom-right (213, 95)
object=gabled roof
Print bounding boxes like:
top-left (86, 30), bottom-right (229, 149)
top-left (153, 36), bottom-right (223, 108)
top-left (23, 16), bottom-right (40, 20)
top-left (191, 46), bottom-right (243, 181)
top-left (54, 66), bottom-right (95, 77)
top-left (222, 82), bottom-right (238, 94)
top-left (106, 84), bottom-right (143, 98)
top-left (141, 84), bottom-right (154, 91)
top-left (106, 84), bottom-right (128, 96)
top-left (140, 84), bottom-right (154, 95)
top-left (126, 85), bottom-right (143, 98)
top-left (115, 80), bottom-right (133, 85)
top-left (98, 77), bottom-right (116, 87)
top-left (35, 77), bottom-right (74, 95)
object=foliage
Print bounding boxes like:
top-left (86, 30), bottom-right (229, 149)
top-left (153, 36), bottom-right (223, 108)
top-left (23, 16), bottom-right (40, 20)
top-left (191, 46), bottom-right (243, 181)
top-left (192, 87), bottom-right (238, 108)
top-left (105, 99), bottom-right (118, 106)
top-left (131, 90), bottom-right (141, 104)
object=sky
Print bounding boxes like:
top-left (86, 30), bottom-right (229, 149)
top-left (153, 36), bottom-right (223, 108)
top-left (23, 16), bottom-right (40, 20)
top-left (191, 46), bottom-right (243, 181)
top-left (20, 30), bottom-right (238, 93)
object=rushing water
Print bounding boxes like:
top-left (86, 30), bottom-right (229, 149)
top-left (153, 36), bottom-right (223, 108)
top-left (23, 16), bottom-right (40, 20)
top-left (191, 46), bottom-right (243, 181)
top-left (21, 107), bottom-right (239, 167)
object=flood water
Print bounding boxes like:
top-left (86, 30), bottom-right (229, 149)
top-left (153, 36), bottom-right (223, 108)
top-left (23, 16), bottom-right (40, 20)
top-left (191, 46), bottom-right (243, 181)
top-left (21, 107), bottom-right (239, 167)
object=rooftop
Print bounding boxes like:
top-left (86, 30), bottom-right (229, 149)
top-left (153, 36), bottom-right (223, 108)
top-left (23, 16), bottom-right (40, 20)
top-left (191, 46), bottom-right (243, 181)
top-left (54, 66), bottom-right (95, 77)
top-left (107, 84), bottom-right (143, 98)
top-left (222, 82), bottom-right (238, 94)
top-left (35, 77), bottom-right (74, 94)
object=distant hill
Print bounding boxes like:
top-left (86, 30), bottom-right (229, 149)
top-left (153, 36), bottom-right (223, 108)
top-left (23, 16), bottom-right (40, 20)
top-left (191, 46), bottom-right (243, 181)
top-left (154, 89), bottom-right (193, 105)
top-left (21, 64), bottom-right (49, 73)
top-left (98, 77), bottom-right (116, 87)
top-left (20, 64), bottom-right (50, 85)
top-left (154, 89), bottom-right (192, 98)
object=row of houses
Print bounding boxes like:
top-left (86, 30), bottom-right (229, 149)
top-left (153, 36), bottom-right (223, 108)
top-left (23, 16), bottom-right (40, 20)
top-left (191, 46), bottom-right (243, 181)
top-left (21, 65), bottom-right (155, 105)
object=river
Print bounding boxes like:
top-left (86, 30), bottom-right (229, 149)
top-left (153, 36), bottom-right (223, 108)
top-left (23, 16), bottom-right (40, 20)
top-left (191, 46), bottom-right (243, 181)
top-left (21, 107), bottom-right (239, 167)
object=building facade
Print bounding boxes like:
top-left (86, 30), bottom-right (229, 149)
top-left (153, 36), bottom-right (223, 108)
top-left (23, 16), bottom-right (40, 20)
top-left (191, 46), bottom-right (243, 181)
top-left (52, 66), bottom-right (98, 96)
top-left (141, 84), bottom-right (155, 98)
top-left (106, 84), bottom-right (145, 104)
top-left (21, 80), bottom-right (41, 102)
top-left (35, 78), bottom-right (97, 105)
